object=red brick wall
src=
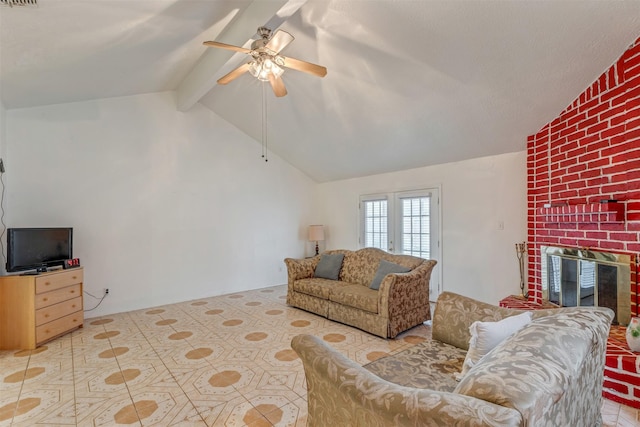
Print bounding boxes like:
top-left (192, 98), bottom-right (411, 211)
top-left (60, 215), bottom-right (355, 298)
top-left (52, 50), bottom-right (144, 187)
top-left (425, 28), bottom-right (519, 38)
top-left (527, 37), bottom-right (640, 313)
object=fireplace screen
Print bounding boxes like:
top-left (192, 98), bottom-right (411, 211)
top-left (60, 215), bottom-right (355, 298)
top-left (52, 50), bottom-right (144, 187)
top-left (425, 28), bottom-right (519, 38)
top-left (541, 246), bottom-right (631, 325)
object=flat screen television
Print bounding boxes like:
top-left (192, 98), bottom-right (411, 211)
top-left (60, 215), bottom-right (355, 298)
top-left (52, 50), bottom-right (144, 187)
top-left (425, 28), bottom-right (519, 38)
top-left (6, 227), bottom-right (73, 273)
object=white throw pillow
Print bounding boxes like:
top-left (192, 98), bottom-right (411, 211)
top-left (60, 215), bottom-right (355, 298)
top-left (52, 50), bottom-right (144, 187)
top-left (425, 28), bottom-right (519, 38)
top-left (456, 311), bottom-right (532, 381)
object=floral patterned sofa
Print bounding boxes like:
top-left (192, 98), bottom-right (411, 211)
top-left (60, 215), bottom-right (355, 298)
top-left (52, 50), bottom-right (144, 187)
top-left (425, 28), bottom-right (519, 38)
top-left (291, 291), bottom-right (614, 426)
top-left (284, 248), bottom-right (437, 338)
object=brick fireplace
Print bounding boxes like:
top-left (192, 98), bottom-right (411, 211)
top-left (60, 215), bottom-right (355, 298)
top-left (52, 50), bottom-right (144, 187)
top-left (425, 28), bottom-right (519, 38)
top-left (525, 37), bottom-right (640, 407)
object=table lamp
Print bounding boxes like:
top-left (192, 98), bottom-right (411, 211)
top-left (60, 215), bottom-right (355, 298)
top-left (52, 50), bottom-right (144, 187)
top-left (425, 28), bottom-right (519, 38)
top-left (308, 225), bottom-right (325, 256)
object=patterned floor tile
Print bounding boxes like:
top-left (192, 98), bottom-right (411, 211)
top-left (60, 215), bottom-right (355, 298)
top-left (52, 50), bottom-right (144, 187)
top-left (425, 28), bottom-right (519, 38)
top-left (0, 284), bottom-right (638, 426)
top-left (3, 389), bottom-right (67, 426)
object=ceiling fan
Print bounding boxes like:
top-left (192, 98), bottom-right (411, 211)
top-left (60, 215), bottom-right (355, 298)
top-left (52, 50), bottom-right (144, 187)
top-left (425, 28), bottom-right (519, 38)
top-left (203, 27), bottom-right (327, 97)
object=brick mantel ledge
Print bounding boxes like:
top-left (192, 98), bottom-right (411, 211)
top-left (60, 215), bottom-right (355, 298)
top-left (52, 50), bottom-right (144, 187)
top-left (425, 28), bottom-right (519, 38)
top-left (537, 202), bottom-right (625, 224)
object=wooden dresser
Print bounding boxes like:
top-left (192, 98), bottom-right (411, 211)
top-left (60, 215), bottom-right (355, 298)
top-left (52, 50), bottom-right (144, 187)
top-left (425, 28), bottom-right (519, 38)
top-left (0, 268), bottom-right (83, 350)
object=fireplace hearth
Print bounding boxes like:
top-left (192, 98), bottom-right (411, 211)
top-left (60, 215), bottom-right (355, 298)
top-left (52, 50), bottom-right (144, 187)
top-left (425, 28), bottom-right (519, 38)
top-left (541, 246), bottom-right (631, 325)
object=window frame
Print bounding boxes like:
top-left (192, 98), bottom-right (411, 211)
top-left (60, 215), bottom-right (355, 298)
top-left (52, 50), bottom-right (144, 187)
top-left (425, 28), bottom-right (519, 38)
top-left (394, 189), bottom-right (433, 259)
top-left (359, 195), bottom-right (390, 252)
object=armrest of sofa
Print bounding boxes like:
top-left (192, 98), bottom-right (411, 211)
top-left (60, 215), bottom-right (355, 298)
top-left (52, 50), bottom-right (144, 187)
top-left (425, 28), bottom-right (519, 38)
top-left (284, 256), bottom-right (319, 283)
top-left (432, 292), bottom-right (524, 350)
top-left (453, 307), bottom-right (613, 426)
top-left (291, 334), bottom-right (522, 427)
top-left (378, 259), bottom-right (437, 319)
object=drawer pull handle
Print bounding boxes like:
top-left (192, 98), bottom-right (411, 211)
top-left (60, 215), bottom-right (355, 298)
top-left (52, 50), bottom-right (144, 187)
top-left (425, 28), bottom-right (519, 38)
top-left (70, 290), bottom-right (75, 294)
top-left (45, 282), bottom-right (51, 286)
top-left (72, 276), bottom-right (77, 279)
top-left (43, 298), bottom-right (48, 302)
top-left (72, 304), bottom-right (76, 308)
top-left (44, 314), bottom-right (49, 318)
top-left (73, 319), bottom-right (77, 323)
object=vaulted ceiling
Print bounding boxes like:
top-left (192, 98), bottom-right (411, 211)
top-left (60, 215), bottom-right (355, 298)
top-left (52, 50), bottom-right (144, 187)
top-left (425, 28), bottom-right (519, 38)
top-left (2, 0), bottom-right (640, 182)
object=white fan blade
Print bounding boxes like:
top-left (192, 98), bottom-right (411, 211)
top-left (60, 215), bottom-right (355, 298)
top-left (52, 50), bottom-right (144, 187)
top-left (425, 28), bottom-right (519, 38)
top-left (217, 63), bottom-right (251, 85)
top-left (282, 56), bottom-right (327, 78)
top-left (203, 41), bottom-right (251, 54)
top-left (265, 30), bottom-right (294, 54)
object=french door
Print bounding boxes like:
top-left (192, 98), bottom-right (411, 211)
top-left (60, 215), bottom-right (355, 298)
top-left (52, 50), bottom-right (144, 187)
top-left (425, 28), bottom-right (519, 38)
top-left (360, 188), bottom-right (441, 298)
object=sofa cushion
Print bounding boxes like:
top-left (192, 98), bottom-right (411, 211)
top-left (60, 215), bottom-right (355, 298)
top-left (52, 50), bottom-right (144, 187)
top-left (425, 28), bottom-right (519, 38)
top-left (329, 285), bottom-right (379, 313)
top-left (339, 250), bottom-right (381, 285)
top-left (337, 248), bottom-right (423, 286)
top-left (294, 278), bottom-right (351, 299)
top-left (314, 253), bottom-right (345, 280)
top-left (364, 338), bottom-right (467, 392)
top-left (457, 311), bottom-right (532, 379)
top-left (369, 260), bottom-right (412, 290)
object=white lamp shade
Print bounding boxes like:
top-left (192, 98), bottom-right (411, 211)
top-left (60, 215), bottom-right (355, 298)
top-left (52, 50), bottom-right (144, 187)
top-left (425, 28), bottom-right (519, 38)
top-left (308, 225), bottom-right (325, 242)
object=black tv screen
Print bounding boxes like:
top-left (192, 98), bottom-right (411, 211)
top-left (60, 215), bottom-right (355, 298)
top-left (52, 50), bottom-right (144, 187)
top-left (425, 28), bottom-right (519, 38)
top-left (6, 228), bottom-right (73, 272)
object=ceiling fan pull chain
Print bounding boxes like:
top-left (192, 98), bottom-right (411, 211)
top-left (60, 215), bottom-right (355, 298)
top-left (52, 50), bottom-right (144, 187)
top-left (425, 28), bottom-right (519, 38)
top-left (262, 81), bottom-right (268, 162)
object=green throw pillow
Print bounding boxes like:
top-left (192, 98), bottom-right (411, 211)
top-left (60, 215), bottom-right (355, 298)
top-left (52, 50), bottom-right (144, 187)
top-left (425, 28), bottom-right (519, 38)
top-left (369, 260), bottom-right (411, 290)
top-left (314, 253), bottom-right (345, 280)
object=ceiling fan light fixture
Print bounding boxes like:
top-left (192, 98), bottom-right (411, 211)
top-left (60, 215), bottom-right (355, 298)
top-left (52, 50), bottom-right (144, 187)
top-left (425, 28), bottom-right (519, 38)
top-left (206, 26), bottom-right (326, 97)
top-left (249, 56), bottom-right (284, 82)
top-left (266, 59), bottom-right (284, 78)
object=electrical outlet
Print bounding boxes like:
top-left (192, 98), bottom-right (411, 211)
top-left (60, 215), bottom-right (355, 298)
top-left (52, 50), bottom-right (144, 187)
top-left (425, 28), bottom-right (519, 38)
top-left (104, 288), bottom-right (109, 295)
top-left (0, 158), bottom-right (5, 173)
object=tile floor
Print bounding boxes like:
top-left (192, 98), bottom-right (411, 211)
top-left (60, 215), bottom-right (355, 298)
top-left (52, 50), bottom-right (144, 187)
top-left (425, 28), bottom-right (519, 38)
top-left (0, 284), bottom-right (638, 426)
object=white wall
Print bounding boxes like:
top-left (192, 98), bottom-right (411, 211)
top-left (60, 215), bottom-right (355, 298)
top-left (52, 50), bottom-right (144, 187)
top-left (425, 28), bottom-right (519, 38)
top-left (317, 151), bottom-right (527, 305)
top-left (3, 90), bottom-right (527, 313)
top-left (0, 99), bottom-right (5, 166)
top-left (5, 91), bottom-right (316, 317)
top-left (0, 99), bottom-right (6, 274)
top-left (0, 100), bottom-right (5, 151)
top-left (0, 56), bottom-right (5, 152)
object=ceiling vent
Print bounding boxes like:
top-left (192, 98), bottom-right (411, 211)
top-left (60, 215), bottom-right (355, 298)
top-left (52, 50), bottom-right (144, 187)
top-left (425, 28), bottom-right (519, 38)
top-left (1, 0), bottom-right (38, 7)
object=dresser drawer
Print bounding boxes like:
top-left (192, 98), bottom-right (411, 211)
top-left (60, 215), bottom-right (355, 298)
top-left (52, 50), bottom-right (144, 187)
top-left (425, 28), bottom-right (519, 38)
top-left (35, 296), bottom-right (83, 326)
top-left (36, 311), bottom-right (83, 344)
top-left (35, 269), bottom-right (83, 294)
top-left (35, 284), bottom-right (82, 309)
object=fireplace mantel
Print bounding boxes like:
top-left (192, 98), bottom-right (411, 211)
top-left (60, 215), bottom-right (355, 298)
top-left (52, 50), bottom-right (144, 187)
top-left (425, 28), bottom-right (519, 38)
top-left (538, 202), bottom-right (625, 224)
